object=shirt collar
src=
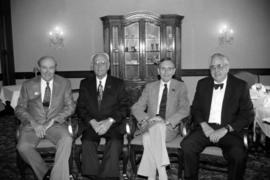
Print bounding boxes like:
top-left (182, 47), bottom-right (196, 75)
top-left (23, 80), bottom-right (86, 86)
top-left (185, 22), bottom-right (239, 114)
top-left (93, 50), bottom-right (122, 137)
top-left (96, 75), bottom-right (107, 87)
top-left (41, 78), bottom-right (53, 86)
top-left (214, 76), bottom-right (227, 85)
top-left (160, 80), bottom-right (171, 89)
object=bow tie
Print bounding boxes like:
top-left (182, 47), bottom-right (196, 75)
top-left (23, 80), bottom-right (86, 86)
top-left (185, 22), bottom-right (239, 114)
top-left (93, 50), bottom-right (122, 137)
top-left (213, 83), bottom-right (224, 90)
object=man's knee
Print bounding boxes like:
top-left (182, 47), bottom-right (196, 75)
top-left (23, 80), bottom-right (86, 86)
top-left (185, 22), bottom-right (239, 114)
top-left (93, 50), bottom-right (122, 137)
top-left (17, 142), bottom-right (33, 154)
top-left (59, 135), bottom-right (73, 146)
top-left (181, 138), bottom-right (194, 153)
top-left (229, 147), bottom-right (247, 162)
top-left (108, 138), bottom-right (123, 154)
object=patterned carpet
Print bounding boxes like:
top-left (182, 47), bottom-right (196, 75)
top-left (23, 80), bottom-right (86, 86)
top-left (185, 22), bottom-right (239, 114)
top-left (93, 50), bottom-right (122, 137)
top-left (0, 114), bottom-right (269, 180)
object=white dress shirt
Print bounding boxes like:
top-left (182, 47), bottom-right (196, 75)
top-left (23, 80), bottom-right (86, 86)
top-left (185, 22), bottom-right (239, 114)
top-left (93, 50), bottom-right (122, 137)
top-left (96, 75), bottom-right (107, 91)
top-left (156, 80), bottom-right (171, 114)
top-left (208, 77), bottom-right (227, 124)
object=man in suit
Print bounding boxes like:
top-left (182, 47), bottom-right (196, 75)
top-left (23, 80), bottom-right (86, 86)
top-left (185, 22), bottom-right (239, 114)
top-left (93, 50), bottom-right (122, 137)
top-left (132, 58), bottom-right (190, 180)
top-left (16, 56), bottom-right (75, 180)
top-left (76, 52), bottom-right (129, 180)
top-left (181, 53), bottom-right (254, 180)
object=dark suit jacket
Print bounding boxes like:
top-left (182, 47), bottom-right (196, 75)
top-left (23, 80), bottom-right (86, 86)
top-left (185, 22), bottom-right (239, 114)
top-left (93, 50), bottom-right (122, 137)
top-left (191, 74), bottom-right (254, 133)
top-left (76, 75), bottom-right (129, 137)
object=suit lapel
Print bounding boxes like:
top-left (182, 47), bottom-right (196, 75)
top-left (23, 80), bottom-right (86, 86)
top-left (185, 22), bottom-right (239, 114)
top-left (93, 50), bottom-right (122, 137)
top-left (32, 77), bottom-right (46, 116)
top-left (33, 77), bottom-right (42, 103)
top-left (221, 75), bottom-right (232, 123)
top-left (49, 76), bottom-right (60, 113)
top-left (102, 76), bottom-right (112, 107)
top-left (89, 77), bottom-right (99, 109)
top-left (152, 81), bottom-right (160, 115)
top-left (166, 79), bottom-right (176, 117)
top-left (204, 78), bottom-right (214, 121)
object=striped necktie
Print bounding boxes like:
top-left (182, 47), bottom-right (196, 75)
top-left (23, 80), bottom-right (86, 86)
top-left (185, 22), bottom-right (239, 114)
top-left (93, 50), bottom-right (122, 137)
top-left (97, 81), bottom-right (103, 110)
top-left (159, 84), bottom-right (167, 119)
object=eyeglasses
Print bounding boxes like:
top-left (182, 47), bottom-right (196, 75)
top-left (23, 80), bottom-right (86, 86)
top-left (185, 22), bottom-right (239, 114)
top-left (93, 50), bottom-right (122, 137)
top-left (159, 67), bottom-right (175, 72)
top-left (94, 60), bottom-right (108, 66)
top-left (209, 64), bottom-right (227, 71)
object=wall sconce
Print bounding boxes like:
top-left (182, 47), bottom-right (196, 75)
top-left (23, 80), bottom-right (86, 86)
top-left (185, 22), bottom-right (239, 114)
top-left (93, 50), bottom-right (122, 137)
top-left (49, 26), bottom-right (64, 48)
top-left (218, 24), bottom-right (234, 45)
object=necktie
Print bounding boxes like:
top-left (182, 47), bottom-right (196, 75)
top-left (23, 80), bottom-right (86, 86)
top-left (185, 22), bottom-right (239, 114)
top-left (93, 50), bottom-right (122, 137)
top-left (43, 82), bottom-right (51, 114)
top-left (97, 81), bottom-right (103, 109)
top-left (159, 84), bottom-right (167, 119)
top-left (213, 83), bottom-right (224, 90)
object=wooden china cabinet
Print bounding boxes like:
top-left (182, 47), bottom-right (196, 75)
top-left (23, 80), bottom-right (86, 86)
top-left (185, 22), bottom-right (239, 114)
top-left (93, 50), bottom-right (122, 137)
top-left (101, 11), bottom-right (184, 105)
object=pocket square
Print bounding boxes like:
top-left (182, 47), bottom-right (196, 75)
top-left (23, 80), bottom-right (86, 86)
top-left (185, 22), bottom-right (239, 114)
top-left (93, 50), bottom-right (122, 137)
top-left (34, 92), bottom-right (40, 96)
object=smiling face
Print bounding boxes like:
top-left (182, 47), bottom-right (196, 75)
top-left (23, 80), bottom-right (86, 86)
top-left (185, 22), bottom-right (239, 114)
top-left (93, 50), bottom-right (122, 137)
top-left (157, 60), bottom-right (176, 82)
top-left (93, 53), bottom-right (110, 79)
top-left (38, 57), bottom-right (57, 82)
top-left (209, 54), bottom-right (230, 83)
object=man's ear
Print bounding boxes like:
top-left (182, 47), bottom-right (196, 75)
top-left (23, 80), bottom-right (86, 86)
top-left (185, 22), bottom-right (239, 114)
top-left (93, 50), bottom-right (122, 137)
top-left (172, 68), bottom-right (176, 75)
top-left (157, 68), bottom-right (160, 75)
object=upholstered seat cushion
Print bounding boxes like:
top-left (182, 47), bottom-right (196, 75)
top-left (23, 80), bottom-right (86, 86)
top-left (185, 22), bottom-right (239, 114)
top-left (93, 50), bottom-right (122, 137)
top-left (36, 139), bottom-right (55, 149)
top-left (202, 146), bottom-right (223, 156)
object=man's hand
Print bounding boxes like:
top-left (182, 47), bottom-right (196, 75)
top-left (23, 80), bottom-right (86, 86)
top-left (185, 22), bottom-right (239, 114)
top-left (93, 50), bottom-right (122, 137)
top-left (200, 122), bottom-right (214, 137)
top-left (149, 116), bottom-right (163, 125)
top-left (96, 118), bottom-right (114, 135)
top-left (44, 118), bottom-right (55, 131)
top-left (89, 119), bottom-right (102, 133)
top-left (34, 124), bottom-right (46, 138)
top-left (209, 128), bottom-right (228, 143)
top-left (165, 121), bottom-right (175, 130)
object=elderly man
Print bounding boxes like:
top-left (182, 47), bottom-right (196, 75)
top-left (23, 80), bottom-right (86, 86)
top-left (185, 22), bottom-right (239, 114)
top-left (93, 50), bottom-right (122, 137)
top-left (132, 58), bottom-right (190, 180)
top-left (181, 53), bottom-right (254, 180)
top-left (76, 52), bottom-right (129, 180)
top-left (16, 56), bottom-right (75, 180)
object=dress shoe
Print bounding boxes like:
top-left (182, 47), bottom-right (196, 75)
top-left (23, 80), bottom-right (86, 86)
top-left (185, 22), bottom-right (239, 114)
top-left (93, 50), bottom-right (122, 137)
top-left (43, 168), bottom-right (51, 180)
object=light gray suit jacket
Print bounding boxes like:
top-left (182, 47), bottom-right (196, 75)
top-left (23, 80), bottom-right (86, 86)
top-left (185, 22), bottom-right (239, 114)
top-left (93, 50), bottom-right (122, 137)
top-left (15, 75), bottom-right (75, 129)
top-left (132, 79), bottom-right (190, 128)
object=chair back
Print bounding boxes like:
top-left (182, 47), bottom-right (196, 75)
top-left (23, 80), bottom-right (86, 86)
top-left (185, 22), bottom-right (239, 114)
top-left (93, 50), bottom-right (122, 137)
top-left (234, 71), bottom-right (259, 88)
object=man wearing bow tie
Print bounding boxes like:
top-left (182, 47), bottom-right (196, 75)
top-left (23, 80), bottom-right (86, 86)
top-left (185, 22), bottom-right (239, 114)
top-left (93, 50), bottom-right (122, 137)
top-left (16, 56), bottom-right (75, 180)
top-left (76, 52), bottom-right (129, 180)
top-left (132, 58), bottom-right (190, 180)
top-left (181, 53), bottom-right (254, 180)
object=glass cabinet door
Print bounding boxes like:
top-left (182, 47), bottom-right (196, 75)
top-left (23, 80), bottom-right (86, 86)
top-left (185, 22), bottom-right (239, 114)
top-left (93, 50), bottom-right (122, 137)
top-left (111, 26), bottom-right (120, 77)
top-left (145, 22), bottom-right (160, 80)
top-left (124, 22), bottom-right (140, 80)
top-left (101, 13), bottom-right (183, 82)
top-left (165, 26), bottom-right (174, 59)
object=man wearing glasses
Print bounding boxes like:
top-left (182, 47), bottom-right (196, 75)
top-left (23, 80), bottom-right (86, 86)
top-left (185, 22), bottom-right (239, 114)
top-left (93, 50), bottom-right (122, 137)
top-left (132, 58), bottom-right (190, 180)
top-left (181, 53), bottom-right (254, 180)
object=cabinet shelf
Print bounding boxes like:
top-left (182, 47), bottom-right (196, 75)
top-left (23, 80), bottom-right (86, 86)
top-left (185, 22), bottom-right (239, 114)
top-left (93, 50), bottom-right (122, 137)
top-left (146, 50), bottom-right (160, 53)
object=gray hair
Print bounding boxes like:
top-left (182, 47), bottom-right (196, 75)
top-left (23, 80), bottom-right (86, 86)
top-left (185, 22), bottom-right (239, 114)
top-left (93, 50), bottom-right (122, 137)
top-left (210, 53), bottom-right (230, 65)
top-left (91, 52), bottom-right (110, 64)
